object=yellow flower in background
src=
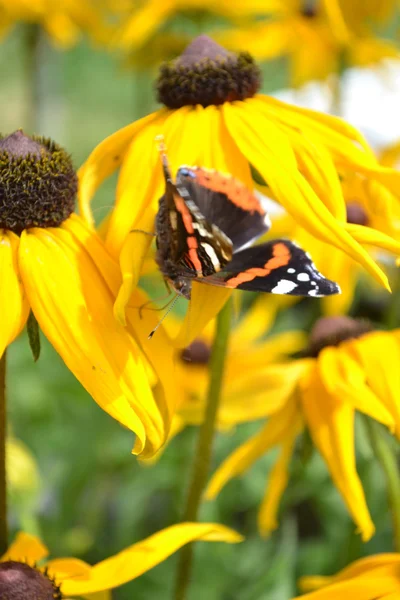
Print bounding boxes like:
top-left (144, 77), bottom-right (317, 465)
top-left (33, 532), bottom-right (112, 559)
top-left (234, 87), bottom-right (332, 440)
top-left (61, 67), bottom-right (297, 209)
top-left (165, 312), bottom-right (306, 440)
top-left (216, 0), bottom-right (398, 87)
top-left (206, 317), bottom-right (400, 542)
top-left (296, 552), bottom-right (400, 599)
top-left (0, 525), bottom-right (242, 598)
top-left (0, 0), bottom-right (107, 47)
top-left (0, 131), bottom-right (176, 459)
top-left (79, 36), bottom-right (400, 344)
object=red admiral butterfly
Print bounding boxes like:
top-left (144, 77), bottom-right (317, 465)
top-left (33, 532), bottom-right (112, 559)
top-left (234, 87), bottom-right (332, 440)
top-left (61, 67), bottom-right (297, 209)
top-left (155, 141), bottom-right (340, 300)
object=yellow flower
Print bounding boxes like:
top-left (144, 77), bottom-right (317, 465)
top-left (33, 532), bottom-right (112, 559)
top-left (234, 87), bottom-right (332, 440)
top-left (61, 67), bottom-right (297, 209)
top-left (0, 0), bottom-right (107, 47)
top-left (206, 316), bottom-right (400, 542)
top-left (79, 36), bottom-right (400, 345)
top-left (0, 524), bottom-right (242, 598)
top-left (296, 552), bottom-right (400, 599)
top-left (0, 131), bottom-right (175, 459)
top-left (216, 0), bottom-right (398, 87)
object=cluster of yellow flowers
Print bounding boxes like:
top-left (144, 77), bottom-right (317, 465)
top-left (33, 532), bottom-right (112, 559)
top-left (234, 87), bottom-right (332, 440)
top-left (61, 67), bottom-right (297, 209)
top-left (2, 1), bottom-right (400, 598)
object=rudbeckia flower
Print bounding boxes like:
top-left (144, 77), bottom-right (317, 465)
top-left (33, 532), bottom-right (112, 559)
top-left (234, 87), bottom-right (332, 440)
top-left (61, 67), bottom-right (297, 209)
top-left (79, 35), bottom-right (400, 342)
top-left (0, 130), bottom-right (175, 458)
top-left (0, 0), bottom-right (107, 47)
top-left (160, 313), bottom-right (306, 443)
top-left (0, 525), bottom-right (242, 598)
top-left (296, 552), bottom-right (400, 599)
top-left (216, 0), bottom-right (398, 87)
top-left (206, 316), bottom-right (400, 542)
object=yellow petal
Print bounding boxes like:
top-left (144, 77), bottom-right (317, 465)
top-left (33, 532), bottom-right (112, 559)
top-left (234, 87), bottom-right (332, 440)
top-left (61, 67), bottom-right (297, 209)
top-left (60, 523), bottom-right (242, 596)
top-left (0, 230), bottom-right (29, 356)
top-left (300, 359), bottom-right (375, 541)
top-left (2, 532), bottom-right (48, 562)
top-left (345, 222), bottom-right (400, 256)
top-left (19, 226), bottom-right (163, 457)
top-left (258, 418), bottom-right (302, 535)
top-left (206, 396), bottom-right (300, 500)
top-left (77, 111), bottom-right (162, 228)
top-left (64, 215), bottom-right (176, 448)
top-left (295, 577), bottom-right (399, 600)
top-left (173, 283), bottom-right (232, 349)
top-left (223, 100), bottom-right (390, 291)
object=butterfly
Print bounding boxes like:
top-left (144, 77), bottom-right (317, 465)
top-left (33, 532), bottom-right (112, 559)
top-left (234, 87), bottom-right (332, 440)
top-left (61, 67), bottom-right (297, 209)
top-left (155, 142), bottom-right (340, 301)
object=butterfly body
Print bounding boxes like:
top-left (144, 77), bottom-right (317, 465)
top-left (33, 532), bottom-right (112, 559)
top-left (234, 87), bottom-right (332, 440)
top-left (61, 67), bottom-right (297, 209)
top-left (155, 156), bottom-right (340, 299)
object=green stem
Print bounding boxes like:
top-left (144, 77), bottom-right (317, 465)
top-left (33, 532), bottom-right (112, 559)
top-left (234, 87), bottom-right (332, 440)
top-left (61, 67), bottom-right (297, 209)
top-left (174, 298), bottom-right (232, 600)
top-left (365, 417), bottom-right (400, 552)
top-left (385, 273), bottom-right (400, 329)
top-left (23, 24), bottom-right (41, 132)
top-left (0, 352), bottom-right (7, 555)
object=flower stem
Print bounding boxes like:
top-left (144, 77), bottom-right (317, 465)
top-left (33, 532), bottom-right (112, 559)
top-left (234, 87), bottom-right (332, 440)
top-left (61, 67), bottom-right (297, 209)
top-left (365, 417), bottom-right (400, 552)
top-left (174, 298), bottom-right (232, 600)
top-left (0, 352), bottom-right (8, 555)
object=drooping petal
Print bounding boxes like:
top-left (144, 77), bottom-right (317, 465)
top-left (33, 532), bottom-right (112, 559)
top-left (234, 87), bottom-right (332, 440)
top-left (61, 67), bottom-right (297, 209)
top-left (206, 397), bottom-right (300, 500)
top-left (59, 523), bottom-right (242, 596)
top-left (0, 230), bottom-right (29, 357)
top-left (172, 282), bottom-right (232, 348)
top-left (18, 226), bottom-right (164, 457)
top-left (78, 111), bottom-right (162, 228)
top-left (345, 222), bottom-right (400, 255)
top-left (295, 577), bottom-right (398, 600)
top-left (2, 532), bottom-right (48, 562)
top-left (258, 417), bottom-right (302, 535)
top-left (63, 215), bottom-right (176, 440)
top-left (300, 358), bottom-right (375, 541)
top-left (222, 101), bottom-right (390, 290)
top-left (347, 331), bottom-right (400, 437)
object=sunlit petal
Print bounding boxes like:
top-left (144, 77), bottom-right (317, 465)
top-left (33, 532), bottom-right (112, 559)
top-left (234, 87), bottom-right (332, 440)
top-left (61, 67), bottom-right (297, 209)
top-left (2, 532), bottom-right (48, 563)
top-left (0, 230), bottom-right (29, 357)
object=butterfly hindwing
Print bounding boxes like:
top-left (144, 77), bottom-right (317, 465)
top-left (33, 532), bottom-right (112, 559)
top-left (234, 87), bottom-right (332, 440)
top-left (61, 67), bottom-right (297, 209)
top-left (198, 239), bottom-right (340, 297)
top-left (176, 166), bottom-right (271, 251)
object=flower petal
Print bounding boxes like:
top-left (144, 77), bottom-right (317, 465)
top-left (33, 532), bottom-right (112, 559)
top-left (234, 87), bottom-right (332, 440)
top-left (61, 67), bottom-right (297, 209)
top-left (18, 226), bottom-right (164, 456)
top-left (223, 100), bottom-right (390, 290)
top-left (206, 396), bottom-right (300, 500)
top-left (60, 523), bottom-right (242, 596)
top-left (78, 111), bottom-right (161, 228)
top-left (295, 577), bottom-right (398, 600)
top-left (0, 230), bottom-right (29, 357)
top-left (300, 358), bottom-right (375, 541)
top-left (2, 532), bottom-right (48, 562)
top-left (172, 283), bottom-right (232, 349)
top-left (345, 222), bottom-right (400, 255)
top-left (258, 418), bottom-right (302, 535)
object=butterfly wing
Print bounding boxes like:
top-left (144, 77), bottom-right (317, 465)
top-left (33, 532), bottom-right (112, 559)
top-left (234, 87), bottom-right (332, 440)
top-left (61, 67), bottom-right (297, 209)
top-left (176, 166), bottom-right (271, 252)
top-left (197, 239), bottom-right (340, 297)
top-left (156, 176), bottom-right (233, 279)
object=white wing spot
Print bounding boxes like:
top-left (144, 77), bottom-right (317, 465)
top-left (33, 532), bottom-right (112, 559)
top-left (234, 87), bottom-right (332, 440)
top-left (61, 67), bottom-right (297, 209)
top-left (271, 280), bottom-right (298, 294)
top-left (287, 268), bottom-right (295, 273)
top-left (311, 281), bottom-right (317, 286)
top-left (308, 289), bottom-right (322, 297)
top-left (202, 243), bottom-right (221, 268)
top-left (297, 272), bottom-right (310, 282)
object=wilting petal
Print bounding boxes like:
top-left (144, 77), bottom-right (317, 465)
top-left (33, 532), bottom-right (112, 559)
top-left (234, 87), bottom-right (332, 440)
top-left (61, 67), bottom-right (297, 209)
top-left (223, 101), bottom-right (390, 290)
top-left (78, 111), bottom-right (162, 228)
top-left (2, 532), bottom-right (48, 562)
top-left (19, 226), bottom-right (164, 457)
top-left (300, 359), bottom-right (375, 541)
top-left (0, 230), bottom-right (29, 357)
top-left (173, 282), bottom-right (231, 348)
top-left (206, 398), bottom-right (300, 500)
top-left (258, 417), bottom-right (302, 535)
top-left (59, 523), bottom-right (242, 596)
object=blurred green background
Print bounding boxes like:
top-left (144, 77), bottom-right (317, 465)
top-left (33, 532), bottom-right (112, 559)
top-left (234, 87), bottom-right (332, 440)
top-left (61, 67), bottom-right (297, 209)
top-left (0, 22), bottom-right (397, 600)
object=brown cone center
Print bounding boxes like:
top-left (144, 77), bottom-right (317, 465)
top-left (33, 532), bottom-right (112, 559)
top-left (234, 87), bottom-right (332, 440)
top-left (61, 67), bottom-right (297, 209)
top-left (181, 339), bottom-right (211, 365)
top-left (0, 561), bottom-right (62, 600)
top-left (346, 201), bottom-right (369, 226)
top-left (307, 316), bottom-right (373, 357)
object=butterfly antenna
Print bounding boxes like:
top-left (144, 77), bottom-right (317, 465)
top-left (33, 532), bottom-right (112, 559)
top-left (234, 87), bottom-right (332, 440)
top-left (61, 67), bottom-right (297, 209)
top-left (148, 293), bottom-right (180, 339)
top-left (155, 134), bottom-right (173, 184)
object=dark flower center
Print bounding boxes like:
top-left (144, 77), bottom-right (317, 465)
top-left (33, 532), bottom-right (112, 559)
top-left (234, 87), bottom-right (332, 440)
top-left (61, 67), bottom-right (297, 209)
top-left (181, 339), bottom-right (211, 364)
top-left (157, 35), bottom-right (261, 109)
top-left (301, 1), bottom-right (317, 17)
top-left (307, 316), bottom-right (373, 357)
top-left (0, 561), bottom-right (62, 600)
top-left (346, 201), bottom-right (369, 226)
top-left (0, 131), bottom-right (77, 234)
